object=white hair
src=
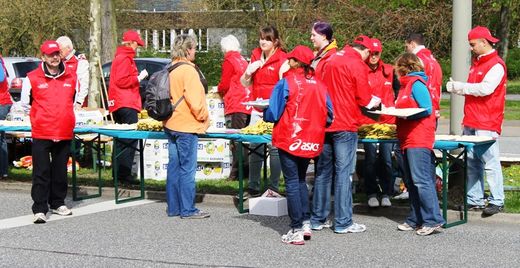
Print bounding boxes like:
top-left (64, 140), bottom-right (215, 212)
top-left (56, 36), bottom-right (73, 49)
top-left (220, 35), bottom-right (241, 53)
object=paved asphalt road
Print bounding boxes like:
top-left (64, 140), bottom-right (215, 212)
top-left (0, 189), bottom-right (519, 267)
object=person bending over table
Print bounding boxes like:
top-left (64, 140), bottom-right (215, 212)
top-left (394, 53), bottom-right (444, 236)
top-left (264, 45), bottom-right (333, 245)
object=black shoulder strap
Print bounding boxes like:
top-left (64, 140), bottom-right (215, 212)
top-left (167, 62), bottom-right (190, 109)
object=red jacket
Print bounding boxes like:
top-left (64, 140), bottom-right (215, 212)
top-left (217, 51), bottom-right (252, 115)
top-left (108, 46), bottom-right (141, 113)
top-left (395, 75), bottom-right (435, 150)
top-left (0, 56), bottom-right (12, 105)
top-left (416, 48), bottom-right (442, 116)
top-left (323, 46), bottom-right (373, 132)
top-left (359, 61), bottom-right (395, 125)
top-left (249, 47), bottom-right (287, 100)
top-left (463, 50), bottom-right (507, 134)
top-left (28, 63), bottom-right (76, 140)
top-left (272, 69), bottom-right (329, 158)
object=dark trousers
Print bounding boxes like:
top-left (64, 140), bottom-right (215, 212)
top-left (31, 139), bottom-right (71, 214)
top-left (225, 113), bottom-right (250, 180)
top-left (112, 108), bottom-right (138, 181)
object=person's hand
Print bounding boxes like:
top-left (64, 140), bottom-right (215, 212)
top-left (446, 77), bottom-right (464, 95)
top-left (365, 95), bottom-right (381, 110)
top-left (74, 103), bottom-right (82, 110)
top-left (138, 69), bottom-right (149, 82)
top-left (245, 61), bottom-right (262, 76)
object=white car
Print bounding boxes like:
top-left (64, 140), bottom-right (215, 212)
top-left (2, 57), bottom-right (41, 101)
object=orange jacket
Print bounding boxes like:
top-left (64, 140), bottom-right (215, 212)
top-left (164, 59), bottom-right (209, 134)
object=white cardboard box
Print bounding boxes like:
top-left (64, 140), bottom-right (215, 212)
top-left (249, 196), bottom-right (288, 216)
top-left (197, 139), bottom-right (231, 162)
top-left (195, 161), bottom-right (231, 180)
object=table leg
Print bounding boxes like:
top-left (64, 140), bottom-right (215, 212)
top-left (72, 134), bottom-right (102, 201)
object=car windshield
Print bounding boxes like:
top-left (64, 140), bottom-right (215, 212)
top-left (13, 61), bottom-right (40, 77)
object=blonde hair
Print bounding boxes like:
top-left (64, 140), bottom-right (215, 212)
top-left (395, 52), bottom-right (423, 77)
top-left (171, 34), bottom-right (197, 59)
top-left (220, 35), bottom-right (241, 53)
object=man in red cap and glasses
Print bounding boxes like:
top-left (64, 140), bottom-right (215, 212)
top-left (446, 26), bottom-right (506, 216)
top-left (24, 40), bottom-right (77, 223)
top-left (311, 35), bottom-right (381, 235)
top-left (108, 30), bottom-right (148, 184)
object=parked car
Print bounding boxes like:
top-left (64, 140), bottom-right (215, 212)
top-left (2, 57), bottom-right (41, 101)
top-left (102, 58), bottom-right (171, 107)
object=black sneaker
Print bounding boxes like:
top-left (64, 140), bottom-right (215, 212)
top-left (482, 204), bottom-right (503, 216)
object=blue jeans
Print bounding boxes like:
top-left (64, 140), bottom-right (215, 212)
top-left (363, 142), bottom-right (395, 197)
top-left (311, 131), bottom-right (358, 231)
top-left (164, 128), bottom-right (199, 217)
top-left (403, 148), bottom-right (445, 228)
top-left (463, 127), bottom-right (504, 206)
top-left (0, 104), bottom-right (11, 176)
top-left (279, 149), bottom-right (310, 229)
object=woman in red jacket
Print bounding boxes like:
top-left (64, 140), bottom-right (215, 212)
top-left (310, 21), bottom-right (338, 80)
top-left (264, 45), bottom-right (333, 245)
top-left (108, 30), bottom-right (148, 184)
top-left (240, 25), bottom-right (287, 197)
top-left (394, 53), bottom-right (444, 236)
top-left (217, 34), bottom-right (251, 180)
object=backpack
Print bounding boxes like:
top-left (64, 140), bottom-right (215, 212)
top-left (145, 62), bottom-right (206, 121)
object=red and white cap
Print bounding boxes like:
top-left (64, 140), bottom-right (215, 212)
top-left (40, 40), bottom-right (61, 55)
top-left (371, 38), bottom-right (382, 53)
top-left (468, 26), bottom-right (499, 43)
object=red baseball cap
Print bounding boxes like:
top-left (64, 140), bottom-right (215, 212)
top-left (353, 35), bottom-right (373, 51)
top-left (371, 38), bottom-right (382, 53)
top-left (40, 40), bottom-right (61, 55)
top-left (468, 26), bottom-right (499, 43)
top-left (286, 45), bottom-right (314, 65)
top-left (123, 30), bottom-right (144, 46)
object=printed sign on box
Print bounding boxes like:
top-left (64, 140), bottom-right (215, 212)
top-left (74, 109), bottom-right (104, 127)
top-left (195, 161), bottom-right (231, 180)
top-left (197, 139), bottom-right (230, 162)
top-left (143, 139), bottom-right (169, 159)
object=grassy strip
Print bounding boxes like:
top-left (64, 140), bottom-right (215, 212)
top-left (507, 80), bottom-right (520, 94)
top-left (440, 99), bottom-right (520, 120)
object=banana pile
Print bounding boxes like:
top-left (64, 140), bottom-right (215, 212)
top-left (358, 123), bottom-right (397, 139)
top-left (137, 110), bottom-right (149, 119)
top-left (240, 119), bottom-right (273, 135)
top-left (137, 118), bottom-right (163, 131)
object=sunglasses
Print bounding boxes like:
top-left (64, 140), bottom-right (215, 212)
top-left (371, 52), bottom-right (381, 57)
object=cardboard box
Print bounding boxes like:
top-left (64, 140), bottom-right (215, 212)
top-left (195, 161), bottom-right (231, 180)
top-left (74, 109), bottom-right (104, 127)
top-left (249, 196), bottom-right (288, 217)
top-left (143, 139), bottom-right (169, 160)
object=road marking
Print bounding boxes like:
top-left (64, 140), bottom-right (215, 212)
top-left (0, 199), bottom-right (156, 230)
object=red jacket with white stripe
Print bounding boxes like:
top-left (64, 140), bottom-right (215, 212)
top-left (28, 63), bottom-right (76, 140)
top-left (217, 51), bottom-right (252, 115)
top-left (463, 50), bottom-right (507, 134)
top-left (416, 48), bottom-right (442, 117)
top-left (108, 46), bottom-right (141, 113)
top-left (323, 46), bottom-right (373, 132)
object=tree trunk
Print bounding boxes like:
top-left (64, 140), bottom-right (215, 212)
top-left (88, 0), bottom-right (101, 108)
top-left (101, 0), bottom-right (117, 64)
top-left (496, 4), bottom-right (510, 61)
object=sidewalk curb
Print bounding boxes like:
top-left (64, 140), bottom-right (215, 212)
top-left (1, 181), bottom-right (518, 224)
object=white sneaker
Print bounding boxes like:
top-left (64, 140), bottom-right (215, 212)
top-left (281, 229), bottom-right (305, 245)
top-left (52, 205), bottom-right (72, 216)
top-left (33, 213), bottom-right (47, 224)
top-left (311, 219), bottom-right (332, 230)
top-left (394, 191), bottom-right (409, 200)
top-left (302, 220), bottom-right (312, 240)
top-left (381, 196), bottom-right (392, 207)
top-left (335, 223), bottom-right (367, 234)
top-left (368, 196), bottom-right (380, 207)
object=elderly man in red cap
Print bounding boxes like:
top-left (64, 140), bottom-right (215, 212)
top-left (24, 40), bottom-right (77, 223)
top-left (311, 35), bottom-right (381, 234)
top-left (108, 30), bottom-right (148, 184)
top-left (446, 26), bottom-right (506, 216)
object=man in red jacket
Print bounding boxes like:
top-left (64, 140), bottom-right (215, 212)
top-left (26, 41), bottom-right (77, 224)
top-left (446, 26), bottom-right (506, 216)
top-left (56, 36), bottom-right (89, 109)
top-left (405, 33), bottom-right (442, 120)
top-left (108, 30), bottom-right (148, 184)
top-left (311, 35), bottom-right (381, 234)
